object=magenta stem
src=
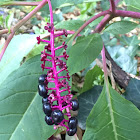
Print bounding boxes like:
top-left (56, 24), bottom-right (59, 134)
top-left (73, 10), bottom-right (110, 39)
top-left (95, 14), bottom-right (112, 33)
top-left (54, 45), bottom-right (63, 51)
top-left (0, 1), bottom-right (40, 6)
top-left (115, 10), bottom-right (140, 18)
top-left (44, 66), bottom-right (53, 70)
top-left (101, 45), bottom-right (108, 81)
top-left (45, 53), bottom-right (52, 57)
top-left (40, 39), bottom-right (50, 43)
top-left (109, 0), bottom-right (116, 12)
top-left (58, 76), bottom-right (67, 79)
top-left (59, 88), bottom-right (68, 93)
top-left (57, 68), bottom-right (65, 74)
top-left (47, 0), bottom-right (62, 110)
top-left (45, 58), bottom-right (52, 61)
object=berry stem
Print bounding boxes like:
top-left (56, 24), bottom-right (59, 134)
top-left (47, 0), bottom-right (62, 110)
top-left (54, 45), bottom-right (63, 51)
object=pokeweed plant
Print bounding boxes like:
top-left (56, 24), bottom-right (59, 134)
top-left (37, 0), bottom-right (79, 136)
top-left (0, 0), bottom-right (140, 140)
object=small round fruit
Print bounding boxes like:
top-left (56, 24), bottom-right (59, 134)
top-left (51, 110), bottom-right (64, 124)
top-left (71, 99), bottom-right (79, 111)
top-left (42, 96), bottom-right (49, 104)
top-left (38, 74), bottom-right (47, 84)
top-left (68, 117), bottom-right (78, 129)
top-left (43, 103), bottom-right (52, 116)
top-left (67, 127), bottom-right (77, 136)
top-left (38, 84), bottom-right (48, 97)
top-left (45, 116), bottom-right (54, 125)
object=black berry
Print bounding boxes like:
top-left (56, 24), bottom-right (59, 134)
top-left (42, 96), bottom-right (49, 104)
top-left (43, 103), bottom-right (52, 116)
top-left (45, 116), bottom-right (54, 125)
top-left (38, 74), bottom-right (47, 84)
top-left (68, 117), bottom-right (78, 129)
top-left (67, 127), bottom-right (77, 136)
top-left (38, 84), bottom-right (48, 97)
top-left (51, 110), bottom-right (64, 124)
top-left (71, 99), bottom-right (79, 111)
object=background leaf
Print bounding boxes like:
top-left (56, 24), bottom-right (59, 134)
top-left (0, 55), bottom-right (56, 140)
top-left (124, 0), bottom-right (140, 11)
top-left (0, 34), bottom-right (38, 85)
top-left (55, 20), bottom-right (84, 30)
top-left (77, 86), bottom-right (103, 130)
top-left (104, 21), bottom-right (138, 34)
top-left (81, 66), bottom-right (103, 93)
top-left (125, 78), bottom-right (140, 109)
top-left (67, 34), bottom-right (103, 75)
top-left (83, 83), bottom-right (140, 140)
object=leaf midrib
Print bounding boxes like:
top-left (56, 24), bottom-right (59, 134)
top-left (105, 84), bottom-right (118, 140)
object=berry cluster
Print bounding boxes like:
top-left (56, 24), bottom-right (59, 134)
top-left (37, 1), bottom-right (79, 134)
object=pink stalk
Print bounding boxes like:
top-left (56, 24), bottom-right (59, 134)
top-left (54, 45), bottom-right (63, 51)
top-left (101, 45), bottom-right (108, 82)
top-left (44, 66), bottom-right (53, 70)
top-left (40, 39), bottom-right (50, 43)
top-left (59, 88), bottom-right (69, 93)
top-left (58, 76), bottom-right (68, 79)
top-left (45, 59), bottom-right (52, 61)
top-left (47, 0), bottom-right (63, 110)
top-left (57, 68), bottom-right (66, 74)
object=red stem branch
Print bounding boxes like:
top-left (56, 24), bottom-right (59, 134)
top-left (109, 0), bottom-right (116, 12)
top-left (0, 1), bottom-right (40, 6)
top-left (73, 10), bottom-right (110, 38)
top-left (115, 10), bottom-right (140, 18)
top-left (94, 14), bottom-right (112, 33)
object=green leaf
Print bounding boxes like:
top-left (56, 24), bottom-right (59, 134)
top-left (104, 21), bottom-right (138, 34)
top-left (0, 34), bottom-right (38, 85)
top-left (55, 20), bottom-right (84, 30)
top-left (0, 55), bottom-right (56, 140)
top-left (125, 78), bottom-right (140, 109)
top-left (67, 34), bottom-right (103, 75)
top-left (26, 44), bottom-right (44, 61)
top-left (81, 66), bottom-right (103, 93)
top-left (77, 86), bottom-right (103, 130)
top-left (5, 13), bottom-right (14, 31)
top-left (83, 83), bottom-right (140, 140)
top-left (125, 0), bottom-right (140, 11)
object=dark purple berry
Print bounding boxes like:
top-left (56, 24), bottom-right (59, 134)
top-left (68, 117), bottom-right (78, 129)
top-left (38, 74), bottom-right (47, 84)
top-left (45, 116), bottom-right (54, 125)
top-left (71, 99), bottom-right (79, 111)
top-left (51, 110), bottom-right (64, 124)
top-left (67, 127), bottom-right (77, 136)
top-left (38, 84), bottom-right (48, 97)
top-left (42, 96), bottom-right (49, 104)
top-left (43, 103), bottom-right (52, 116)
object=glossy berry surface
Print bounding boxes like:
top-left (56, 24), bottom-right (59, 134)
top-left (43, 103), bottom-right (52, 116)
top-left (51, 110), bottom-right (64, 124)
top-left (42, 96), bottom-right (49, 104)
top-left (38, 84), bottom-right (48, 97)
top-left (68, 117), bottom-right (78, 129)
top-left (38, 74), bottom-right (47, 84)
top-left (71, 99), bottom-right (79, 111)
top-left (67, 127), bottom-right (77, 136)
top-left (45, 116), bottom-right (54, 125)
